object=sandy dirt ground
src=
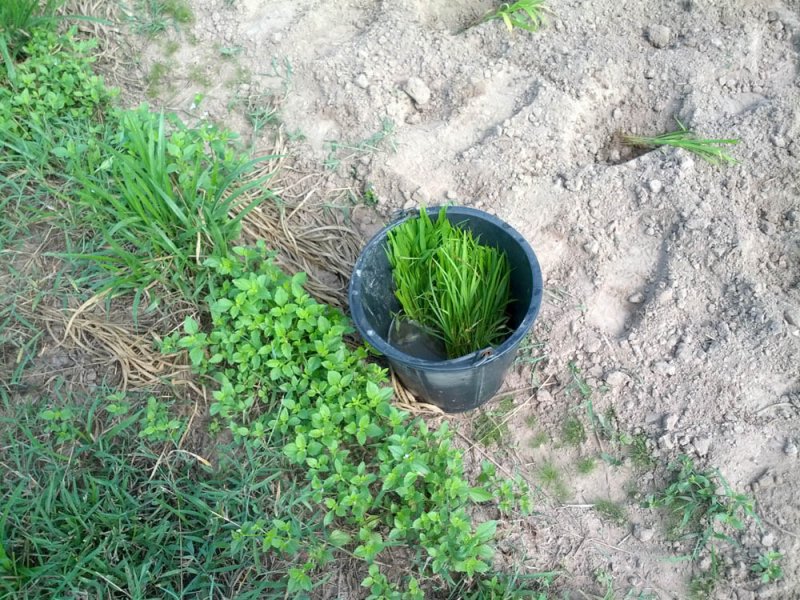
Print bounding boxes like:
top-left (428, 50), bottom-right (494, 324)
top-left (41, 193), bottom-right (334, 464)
top-left (120, 0), bottom-right (800, 597)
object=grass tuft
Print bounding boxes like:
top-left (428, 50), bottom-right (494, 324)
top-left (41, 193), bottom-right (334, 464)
top-left (387, 207), bottom-right (513, 358)
top-left (482, 1), bottom-right (550, 33)
top-left (623, 119), bottom-right (739, 165)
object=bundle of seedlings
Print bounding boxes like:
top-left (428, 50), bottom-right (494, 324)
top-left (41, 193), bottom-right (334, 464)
top-left (386, 207), bottom-right (512, 359)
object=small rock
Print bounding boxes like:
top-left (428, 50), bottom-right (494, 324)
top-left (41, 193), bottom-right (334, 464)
top-left (402, 199), bottom-right (416, 211)
top-left (354, 73), bottom-right (369, 89)
top-left (633, 524), bottom-right (655, 542)
top-left (663, 413), bottom-right (679, 431)
top-left (412, 188), bottom-right (430, 204)
top-left (584, 336), bottom-right (602, 354)
top-left (784, 439), bottom-right (798, 457)
top-left (628, 292), bottom-right (645, 304)
top-left (605, 370), bottom-right (629, 387)
top-left (647, 25), bottom-right (671, 49)
top-left (648, 179), bottom-right (663, 194)
top-left (536, 389), bottom-right (553, 405)
top-left (693, 436), bottom-right (712, 457)
top-left (658, 434), bottom-right (675, 450)
top-left (446, 190), bottom-right (457, 200)
top-left (767, 11), bottom-right (779, 22)
top-left (583, 240), bottom-right (600, 255)
top-left (652, 360), bottom-right (676, 376)
top-left (761, 533), bottom-right (775, 546)
top-left (404, 77), bottom-right (431, 105)
top-left (784, 309), bottom-right (800, 327)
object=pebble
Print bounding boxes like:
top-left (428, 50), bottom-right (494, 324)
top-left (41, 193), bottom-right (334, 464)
top-left (584, 337), bottom-right (602, 354)
top-left (663, 412), bottom-right (679, 431)
top-left (693, 436), bottom-right (712, 457)
top-left (647, 25), bottom-right (671, 48)
top-left (605, 370), bottom-right (629, 387)
top-left (412, 188), bottom-right (430, 204)
top-left (648, 179), bottom-right (663, 194)
top-left (583, 240), bottom-right (600, 256)
top-left (633, 525), bottom-right (655, 542)
top-left (761, 533), bottom-right (775, 546)
top-left (404, 77), bottom-right (431, 105)
top-left (784, 439), bottom-right (798, 457)
top-left (354, 73), bottom-right (369, 89)
top-left (784, 309), bottom-right (800, 327)
top-left (628, 292), bottom-right (645, 304)
top-left (658, 434), bottom-right (675, 450)
top-left (446, 190), bottom-right (457, 200)
top-left (652, 360), bottom-right (676, 376)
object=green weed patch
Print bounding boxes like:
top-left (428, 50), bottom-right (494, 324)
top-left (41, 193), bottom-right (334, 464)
top-left (167, 244), bottom-right (533, 596)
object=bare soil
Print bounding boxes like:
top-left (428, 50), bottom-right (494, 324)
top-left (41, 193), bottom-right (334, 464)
top-left (106, 0), bottom-right (800, 597)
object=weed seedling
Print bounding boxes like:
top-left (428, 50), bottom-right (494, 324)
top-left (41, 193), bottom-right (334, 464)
top-left (577, 456), bottom-right (597, 474)
top-left (529, 431), bottom-right (550, 449)
top-left (646, 455), bottom-right (758, 559)
top-left (629, 434), bottom-right (656, 469)
top-left (474, 397), bottom-right (515, 446)
top-left (593, 499), bottom-right (627, 526)
top-left (562, 416), bottom-right (587, 446)
top-left (481, 1), bottom-right (549, 33)
top-left (537, 461), bottom-right (569, 500)
top-left (751, 551), bottom-right (783, 583)
top-left (623, 119), bottom-right (738, 165)
top-left (324, 118), bottom-right (395, 170)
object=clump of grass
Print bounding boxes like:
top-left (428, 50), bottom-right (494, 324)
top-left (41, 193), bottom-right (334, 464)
top-left (146, 61), bottom-right (169, 97)
top-left (130, 0), bottom-right (193, 36)
top-left (577, 456), bottom-right (597, 474)
top-left (474, 397), bottom-right (514, 446)
top-left (537, 461), bottom-right (569, 500)
top-left (482, 1), bottom-right (549, 33)
top-left (594, 499), bottom-right (627, 525)
top-left (529, 431), bottom-right (549, 449)
top-left (386, 207), bottom-right (512, 359)
top-left (646, 455), bottom-right (758, 559)
top-left (71, 108), bottom-right (271, 299)
top-left (562, 416), bottom-right (587, 446)
top-left (623, 119), bottom-right (739, 165)
top-left (324, 117), bottom-right (395, 170)
top-left (629, 434), bottom-right (656, 469)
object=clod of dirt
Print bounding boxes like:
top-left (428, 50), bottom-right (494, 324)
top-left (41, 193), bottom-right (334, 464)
top-left (404, 76), bottom-right (431, 106)
top-left (647, 24), bottom-right (672, 48)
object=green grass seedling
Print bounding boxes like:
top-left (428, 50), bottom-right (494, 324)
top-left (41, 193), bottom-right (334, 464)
top-left (593, 499), bottom-right (627, 526)
top-left (482, 1), bottom-right (550, 33)
top-left (562, 416), bottom-right (587, 446)
top-left (387, 207), bottom-right (512, 358)
top-left (623, 119), bottom-right (739, 165)
top-left (537, 461), bottom-right (569, 501)
top-left (474, 397), bottom-right (515, 446)
top-left (577, 456), bottom-right (597, 474)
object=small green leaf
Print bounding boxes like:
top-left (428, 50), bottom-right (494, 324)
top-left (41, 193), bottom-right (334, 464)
top-left (274, 287), bottom-right (289, 306)
top-left (328, 529), bottom-right (351, 547)
top-left (468, 487), bottom-right (494, 503)
top-left (184, 317), bottom-right (199, 334)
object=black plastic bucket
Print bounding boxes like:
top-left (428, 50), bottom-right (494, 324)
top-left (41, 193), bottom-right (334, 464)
top-left (348, 206), bottom-right (543, 413)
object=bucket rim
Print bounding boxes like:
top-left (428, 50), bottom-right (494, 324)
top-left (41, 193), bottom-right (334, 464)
top-left (348, 206), bottom-right (543, 371)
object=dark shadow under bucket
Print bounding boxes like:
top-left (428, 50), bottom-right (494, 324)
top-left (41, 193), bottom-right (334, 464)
top-left (348, 206), bottom-right (543, 413)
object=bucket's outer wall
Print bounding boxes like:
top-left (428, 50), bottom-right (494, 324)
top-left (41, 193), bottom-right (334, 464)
top-left (349, 207), bottom-right (543, 413)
